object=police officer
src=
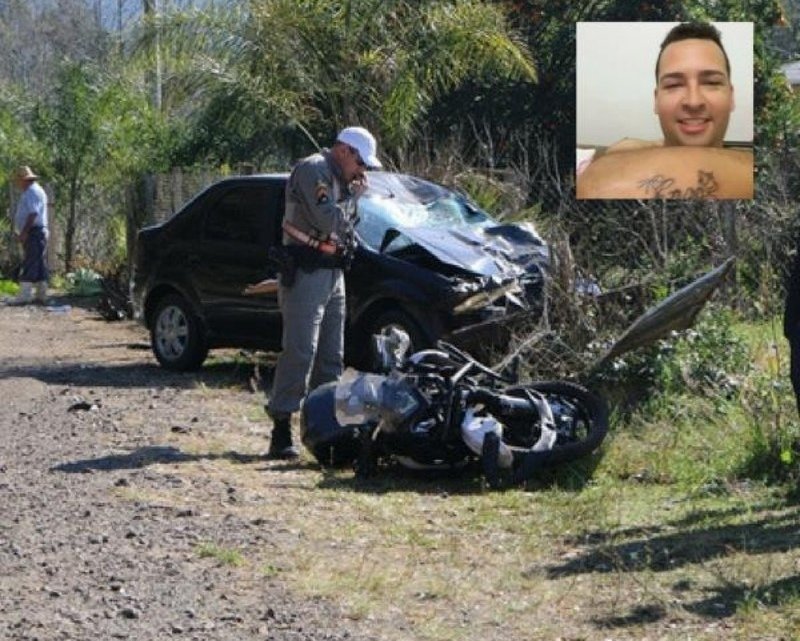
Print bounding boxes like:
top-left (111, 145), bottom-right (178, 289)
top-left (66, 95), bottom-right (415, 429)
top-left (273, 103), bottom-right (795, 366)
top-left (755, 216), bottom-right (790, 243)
top-left (266, 126), bottom-right (382, 458)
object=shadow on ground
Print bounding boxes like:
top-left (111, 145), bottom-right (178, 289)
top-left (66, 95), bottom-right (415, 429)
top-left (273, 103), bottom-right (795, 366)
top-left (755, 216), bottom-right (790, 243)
top-left (541, 499), bottom-right (800, 630)
top-left (590, 572), bottom-right (800, 629)
top-left (315, 461), bottom-right (487, 496)
top-left (546, 505), bottom-right (800, 579)
top-left (313, 451), bottom-right (605, 497)
top-left (50, 444), bottom-right (306, 473)
top-left (0, 357), bottom-right (275, 391)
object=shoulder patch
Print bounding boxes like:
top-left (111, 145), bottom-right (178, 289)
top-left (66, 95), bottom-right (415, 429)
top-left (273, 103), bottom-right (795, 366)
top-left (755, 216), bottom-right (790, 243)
top-left (315, 181), bottom-right (329, 205)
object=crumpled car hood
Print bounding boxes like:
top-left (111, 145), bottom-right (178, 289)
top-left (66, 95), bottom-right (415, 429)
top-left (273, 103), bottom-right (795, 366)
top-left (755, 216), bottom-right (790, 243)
top-left (384, 223), bottom-right (548, 278)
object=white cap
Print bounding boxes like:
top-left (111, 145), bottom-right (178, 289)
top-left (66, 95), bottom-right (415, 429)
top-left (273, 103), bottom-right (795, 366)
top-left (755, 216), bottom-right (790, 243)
top-left (336, 126), bottom-right (382, 168)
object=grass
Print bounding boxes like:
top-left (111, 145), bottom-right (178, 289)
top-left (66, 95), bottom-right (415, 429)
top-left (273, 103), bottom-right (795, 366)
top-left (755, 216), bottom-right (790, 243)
top-left (275, 482), bottom-right (797, 640)
top-left (196, 542), bottom-right (245, 567)
top-left (0, 279), bottom-right (19, 295)
top-left (2, 276), bottom-right (69, 296)
top-left (596, 311), bottom-right (799, 489)
top-left (117, 312), bottom-right (800, 641)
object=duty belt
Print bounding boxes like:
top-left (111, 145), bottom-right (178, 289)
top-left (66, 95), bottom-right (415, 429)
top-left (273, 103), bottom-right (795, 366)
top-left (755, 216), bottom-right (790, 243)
top-left (282, 220), bottom-right (340, 255)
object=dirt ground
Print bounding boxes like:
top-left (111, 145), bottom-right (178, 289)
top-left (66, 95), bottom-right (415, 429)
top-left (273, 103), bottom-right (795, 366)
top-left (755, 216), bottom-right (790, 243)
top-left (4, 297), bottom-right (798, 641)
top-left (0, 297), bottom-right (382, 641)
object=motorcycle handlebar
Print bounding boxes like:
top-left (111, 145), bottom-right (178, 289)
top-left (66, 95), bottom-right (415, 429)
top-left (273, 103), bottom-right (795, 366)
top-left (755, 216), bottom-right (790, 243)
top-left (435, 340), bottom-right (514, 384)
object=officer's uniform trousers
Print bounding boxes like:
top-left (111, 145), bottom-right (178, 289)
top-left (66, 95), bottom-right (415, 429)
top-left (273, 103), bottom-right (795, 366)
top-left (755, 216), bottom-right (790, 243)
top-left (268, 265), bottom-right (346, 418)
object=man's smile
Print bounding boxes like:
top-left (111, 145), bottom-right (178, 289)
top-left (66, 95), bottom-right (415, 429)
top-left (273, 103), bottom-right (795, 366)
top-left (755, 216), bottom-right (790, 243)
top-left (678, 117), bottom-right (711, 135)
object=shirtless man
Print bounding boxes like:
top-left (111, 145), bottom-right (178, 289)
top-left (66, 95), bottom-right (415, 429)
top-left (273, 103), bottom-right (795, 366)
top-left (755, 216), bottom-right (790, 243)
top-left (577, 22), bottom-right (753, 200)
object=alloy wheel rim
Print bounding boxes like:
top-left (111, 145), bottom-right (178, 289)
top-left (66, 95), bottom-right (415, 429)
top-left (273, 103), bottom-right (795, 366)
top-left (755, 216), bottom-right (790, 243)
top-left (156, 305), bottom-right (189, 359)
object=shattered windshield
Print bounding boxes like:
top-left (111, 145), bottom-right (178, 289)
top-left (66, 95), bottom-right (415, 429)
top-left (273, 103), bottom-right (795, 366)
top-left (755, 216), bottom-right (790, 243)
top-left (354, 172), bottom-right (492, 252)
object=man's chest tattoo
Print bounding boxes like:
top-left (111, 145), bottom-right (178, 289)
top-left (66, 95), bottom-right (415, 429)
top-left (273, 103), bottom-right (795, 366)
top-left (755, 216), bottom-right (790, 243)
top-left (638, 170), bottom-right (719, 199)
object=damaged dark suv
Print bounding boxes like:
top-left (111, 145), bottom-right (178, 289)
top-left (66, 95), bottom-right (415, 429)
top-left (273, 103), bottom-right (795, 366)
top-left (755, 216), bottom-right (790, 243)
top-left (131, 171), bottom-right (549, 371)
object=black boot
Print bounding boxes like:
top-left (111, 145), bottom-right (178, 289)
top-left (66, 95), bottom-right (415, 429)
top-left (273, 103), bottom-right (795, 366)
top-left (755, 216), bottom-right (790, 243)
top-left (268, 416), bottom-right (300, 460)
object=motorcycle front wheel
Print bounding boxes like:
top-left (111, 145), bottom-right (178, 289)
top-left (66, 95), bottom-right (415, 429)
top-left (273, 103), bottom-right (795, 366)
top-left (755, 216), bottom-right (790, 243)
top-left (505, 381), bottom-right (609, 464)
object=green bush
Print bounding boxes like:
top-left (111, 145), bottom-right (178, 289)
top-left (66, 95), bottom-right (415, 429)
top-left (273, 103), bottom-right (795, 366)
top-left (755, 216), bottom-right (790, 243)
top-left (66, 268), bottom-right (103, 297)
top-left (0, 279), bottom-right (19, 295)
top-left (600, 315), bottom-right (800, 488)
top-left (597, 307), bottom-right (749, 408)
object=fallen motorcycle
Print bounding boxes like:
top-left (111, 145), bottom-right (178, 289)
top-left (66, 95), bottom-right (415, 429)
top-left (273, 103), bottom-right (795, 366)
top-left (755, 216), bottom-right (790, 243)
top-left (300, 331), bottom-right (608, 488)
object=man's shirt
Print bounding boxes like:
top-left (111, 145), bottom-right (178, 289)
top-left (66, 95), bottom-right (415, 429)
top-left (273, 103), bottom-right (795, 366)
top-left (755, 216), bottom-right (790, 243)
top-left (15, 182), bottom-right (48, 233)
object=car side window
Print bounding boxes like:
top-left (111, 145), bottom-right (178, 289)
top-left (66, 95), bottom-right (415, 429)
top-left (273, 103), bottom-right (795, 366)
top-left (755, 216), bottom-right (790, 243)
top-left (203, 186), bottom-right (272, 245)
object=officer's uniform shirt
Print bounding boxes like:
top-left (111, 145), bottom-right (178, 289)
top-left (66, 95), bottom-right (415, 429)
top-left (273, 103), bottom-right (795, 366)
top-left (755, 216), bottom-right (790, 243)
top-left (283, 149), bottom-right (356, 246)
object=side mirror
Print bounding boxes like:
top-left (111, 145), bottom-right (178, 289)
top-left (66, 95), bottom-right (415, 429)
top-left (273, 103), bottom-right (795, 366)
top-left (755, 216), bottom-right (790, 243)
top-left (372, 327), bottom-right (411, 371)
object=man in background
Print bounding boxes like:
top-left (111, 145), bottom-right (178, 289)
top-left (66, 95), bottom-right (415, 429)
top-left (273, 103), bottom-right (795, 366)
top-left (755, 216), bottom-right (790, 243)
top-left (577, 22), bottom-right (753, 199)
top-left (9, 166), bottom-right (49, 305)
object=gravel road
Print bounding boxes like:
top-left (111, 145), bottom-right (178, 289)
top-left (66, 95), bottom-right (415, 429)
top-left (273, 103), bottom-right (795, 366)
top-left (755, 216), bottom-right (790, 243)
top-left (0, 299), bottom-right (379, 641)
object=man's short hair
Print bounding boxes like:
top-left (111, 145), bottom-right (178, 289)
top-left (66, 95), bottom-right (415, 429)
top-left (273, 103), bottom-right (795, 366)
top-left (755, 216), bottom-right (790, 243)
top-left (654, 22), bottom-right (730, 82)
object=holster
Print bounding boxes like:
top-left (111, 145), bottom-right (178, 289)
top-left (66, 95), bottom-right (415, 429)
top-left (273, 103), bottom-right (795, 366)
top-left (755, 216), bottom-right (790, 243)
top-left (287, 245), bottom-right (348, 272)
top-left (268, 246), bottom-right (297, 288)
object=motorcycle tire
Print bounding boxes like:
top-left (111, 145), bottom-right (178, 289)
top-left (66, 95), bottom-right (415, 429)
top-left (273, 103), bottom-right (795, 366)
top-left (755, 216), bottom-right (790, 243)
top-left (505, 380), bottom-right (608, 464)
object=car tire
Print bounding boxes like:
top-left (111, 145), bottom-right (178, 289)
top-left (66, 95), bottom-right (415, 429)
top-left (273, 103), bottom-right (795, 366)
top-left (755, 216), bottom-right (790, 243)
top-left (150, 294), bottom-right (209, 371)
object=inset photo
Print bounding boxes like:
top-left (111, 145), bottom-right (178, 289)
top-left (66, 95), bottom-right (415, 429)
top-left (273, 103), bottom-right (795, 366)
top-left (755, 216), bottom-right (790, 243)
top-left (576, 21), bottom-right (753, 200)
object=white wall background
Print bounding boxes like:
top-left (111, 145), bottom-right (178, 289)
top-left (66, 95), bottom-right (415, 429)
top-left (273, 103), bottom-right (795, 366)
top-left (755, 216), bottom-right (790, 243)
top-left (576, 22), bottom-right (754, 147)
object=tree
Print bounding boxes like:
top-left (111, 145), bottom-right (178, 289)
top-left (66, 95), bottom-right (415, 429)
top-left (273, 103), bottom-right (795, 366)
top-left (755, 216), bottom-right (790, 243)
top-left (134, 0), bottom-right (537, 166)
top-left (0, 0), bottom-right (111, 94)
top-left (0, 85), bottom-right (46, 179)
top-left (0, 87), bottom-right (48, 277)
top-left (32, 61), bottom-right (163, 272)
top-left (32, 63), bottom-right (105, 271)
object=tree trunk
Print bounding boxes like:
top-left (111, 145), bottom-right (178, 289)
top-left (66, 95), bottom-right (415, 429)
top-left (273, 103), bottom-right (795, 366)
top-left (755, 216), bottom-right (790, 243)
top-left (64, 176), bottom-right (79, 273)
top-left (143, 0), bottom-right (162, 111)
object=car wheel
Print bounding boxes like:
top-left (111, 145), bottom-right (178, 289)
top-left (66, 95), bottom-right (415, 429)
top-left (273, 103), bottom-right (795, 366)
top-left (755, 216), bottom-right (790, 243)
top-left (150, 294), bottom-right (208, 371)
